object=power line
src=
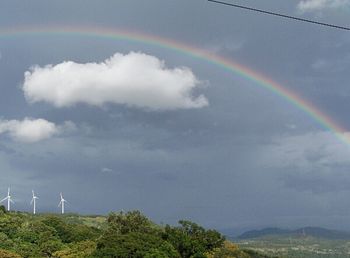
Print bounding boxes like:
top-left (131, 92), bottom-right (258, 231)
top-left (208, 0), bottom-right (350, 31)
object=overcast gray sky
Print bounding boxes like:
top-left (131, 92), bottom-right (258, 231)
top-left (1, 0), bottom-right (350, 233)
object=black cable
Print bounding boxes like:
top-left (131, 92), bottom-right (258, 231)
top-left (208, 0), bottom-right (350, 31)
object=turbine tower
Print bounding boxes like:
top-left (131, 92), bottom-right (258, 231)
top-left (0, 188), bottom-right (14, 211)
top-left (58, 192), bottom-right (67, 214)
top-left (30, 190), bottom-right (39, 214)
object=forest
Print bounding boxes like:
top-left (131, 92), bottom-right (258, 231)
top-left (0, 206), bottom-right (275, 258)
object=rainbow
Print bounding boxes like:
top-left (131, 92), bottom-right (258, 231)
top-left (0, 25), bottom-right (348, 144)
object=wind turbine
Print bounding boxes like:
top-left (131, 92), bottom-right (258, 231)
top-left (0, 188), bottom-right (14, 211)
top-left (30, 190), bottom-right (39, 214)
top-left (58, 192), bottom-right (67, 214)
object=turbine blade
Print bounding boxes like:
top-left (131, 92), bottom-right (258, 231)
top-left (10, 199), bottom-right (14, 204)
top-left (58, 201), bottom-right (62, 207)
top-left (0, 197), bottom-right (7, 203)
top-left (30, 198), bottom-right (33, 205)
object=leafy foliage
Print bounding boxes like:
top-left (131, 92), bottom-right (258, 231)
top-left (0, 249), bottom-right (21, 258)
top-left (206, 241), bottom-right (276, 258)
top-left (162, 220), bottom-right (225, 258)
top-left (0, 209), bottom-right (271, 258)
top-left (106, 210), bottom-right (156, 234)
top-left (92, 211), bottom-right (179, 258)
top-left (53, 240), bottom-right (96, 258)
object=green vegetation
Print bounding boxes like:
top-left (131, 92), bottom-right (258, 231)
top-left (237, 234), bottom-right (350, 258)
top-left (0, 206), bottom-right (271, 258)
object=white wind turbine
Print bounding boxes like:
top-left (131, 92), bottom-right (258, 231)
top-left (58, 192), bottom-right (67, 214)
top-left (30, 190), bottom-right (39, 214)
top-left (0, 188), bottom-right (14, 211)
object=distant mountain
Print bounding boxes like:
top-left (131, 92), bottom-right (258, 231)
top-left (293, 227), bottom-right (350, 240)
top-left (237, 227), bottom-right (291, 239)
top-left (237, 226), bottom-right (350, 240)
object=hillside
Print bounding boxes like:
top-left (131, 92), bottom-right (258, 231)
top-left (234, 227), bottom-right (350, 258)
top-left (237, 227), bottom-right (350, 240)
top-left (237, 228), bottom-right (291, 240)
top-left (0, 206), bottom-right (274, 258)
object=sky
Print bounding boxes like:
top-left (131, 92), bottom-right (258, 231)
top-left (0, 0), bottom-right (350, 234)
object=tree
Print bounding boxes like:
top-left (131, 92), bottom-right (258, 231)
top-left (68, 224), bottom-right (100, 242)
top-left (15, 221), bottom-right (57, 244)
top-left (53, 240), bottom-right (96, 258)
top-left (0, 214), bottom-right (23, 238)
top-left (41, 215), bottom-right (99, 243)
top-left (107, 210), bottom-right (155, 234)
top-left (0, 205), bottom-right (6, 214)
top-left (0, 210), bottom-right (267, 258)
top-left (41, 216), bottom-right (71, 242)
top-left (163, 220), bottom-right (225, 258)
top-left (93, 231), bottom-right (165, 258)
top-left (144, 248), bottom-right (169, 258)
top-left (12, 241), bottom-right (41, 258)
top-left (0, 249), bottom-right (21, 258)
top-left (39, 239), bottom-right (64, 257)
top-left (94, 211), bottom-right (180, 258)
top-left (0, 232), bottom-right (14, 249)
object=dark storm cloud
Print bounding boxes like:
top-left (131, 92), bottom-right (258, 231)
top-left (281, 165), bottom-right (350, 194)
top-left (0, 0), bottom-right (350, 231)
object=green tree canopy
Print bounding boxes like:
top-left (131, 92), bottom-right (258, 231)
top-left (163, 220), bottom-right (225, 258)
top-left (107, 210), bottom-right (155, 234)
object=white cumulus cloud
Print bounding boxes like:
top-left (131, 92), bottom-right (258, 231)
top-left (0, 118), bottom-right (73, 143)
top-left (297, 0), bottom-right (350, 13)
top-left (101, 167), bottom-right (114, 173)
top-left (22, 52), bottom-right (208, 110)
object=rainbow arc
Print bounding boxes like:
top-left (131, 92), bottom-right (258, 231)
top-left (0, 25), bottom-right (348, 145)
